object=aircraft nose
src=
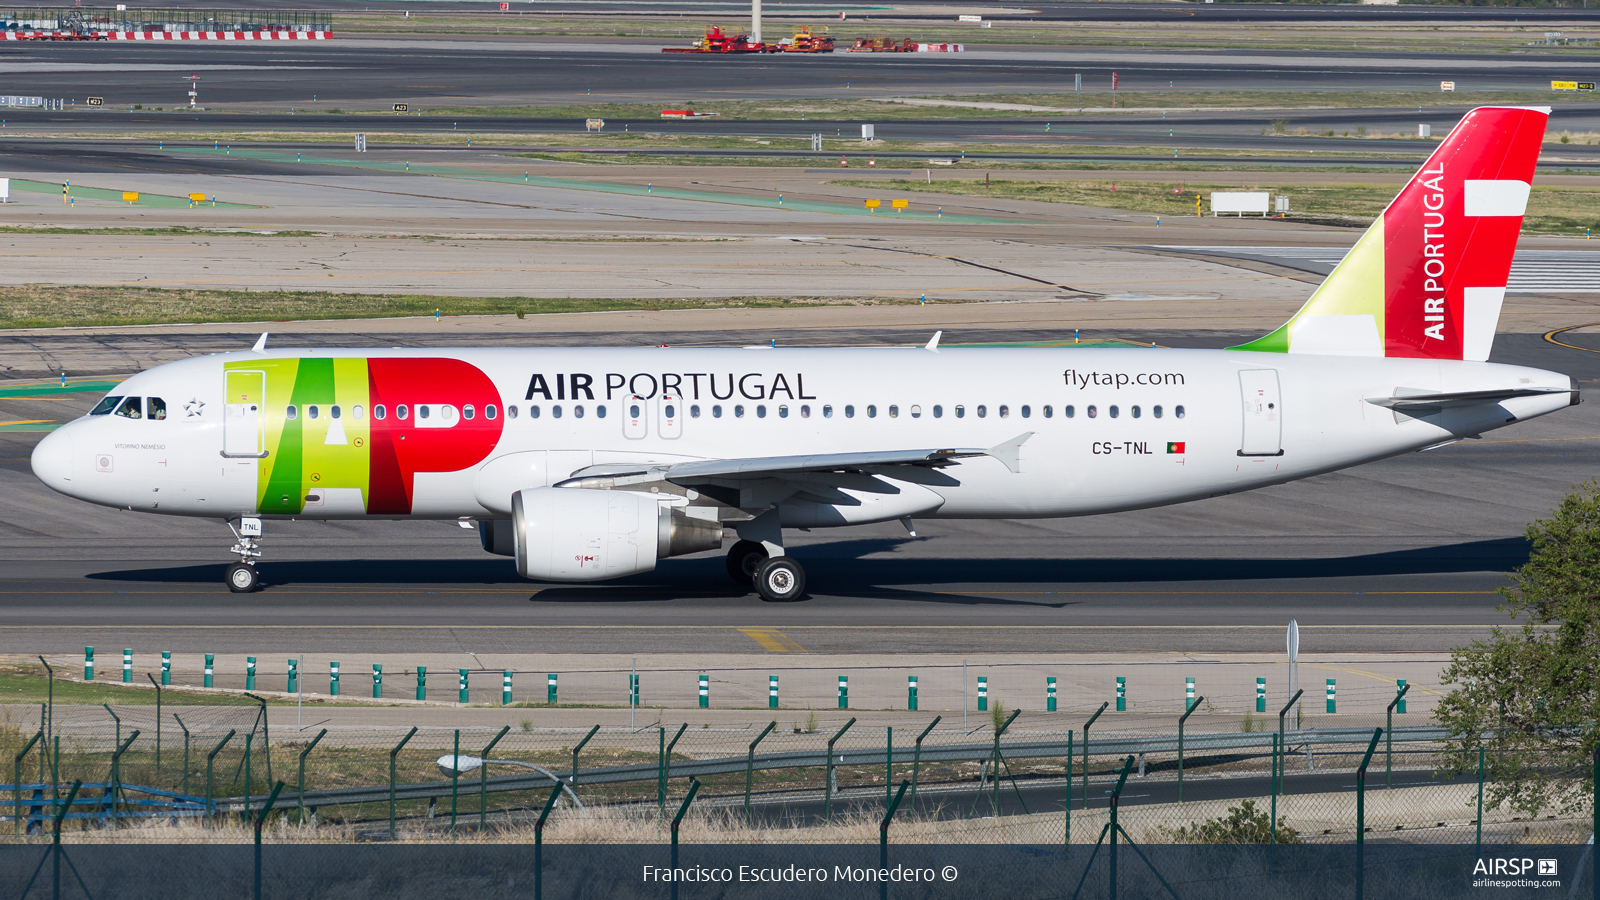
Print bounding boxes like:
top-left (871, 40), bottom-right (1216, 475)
top-left (30, 428), bottom-right (74, 493)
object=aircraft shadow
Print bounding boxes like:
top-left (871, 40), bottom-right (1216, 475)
top-left (85, 537), bottom-right (1525, 605)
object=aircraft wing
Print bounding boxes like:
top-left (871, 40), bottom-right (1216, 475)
top-left (663, 447), bottom-right (986, 483)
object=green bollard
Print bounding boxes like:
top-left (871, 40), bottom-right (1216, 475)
top-left (330, 661), bottom-right (340, 696)
top-left (287, 659), bottom-right (297, 693)
top-left (630, 673), bottom-right (639, 709)
top-left (1257, 677), bottom-right (1266, 713)
top-left (1396, 679), bottom-right (1407, 714)
top-left (161, 651), bottom-right (170, 686)
top-left (204, 653), bottom-right (214, 688)
top-left (416, 666), bottom-right (426, 701)
top-left (459, 668), bottom-right (468, 703)
top-left (84, 647), bottom-right (94, 681)
top-left (1048, 677), bottom-right (1058, 712)
top-left (547, 672), bottom-right (557, 704)
top-left (372, 664), bottom-right (382, 699)
top-left (122, 648), bottom-right (132, 683)
top-left (1327, 678), bottom-right (1336, 713)
top-left (977, 676), bottom-right (987, 712)
top-left (838, 675), bottom-right (849, 709)
top-left (698, 673), bottom-right (708, 708)
top-left (246, 657), bottom-right (256, 691)
top-left (1115, 676), bottom-right (1124, 711)
top-left (908, 675), bottom-right (918, 711)
top-left (1186, 676), bottom-right (1196, 711)
top-left (769, 675), bottom-right (779, 709)
top-left (503, 670), bottom-right (512, 704)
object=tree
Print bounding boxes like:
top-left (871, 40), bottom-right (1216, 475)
top-left (1434, 480), bottom-right (1600, 816)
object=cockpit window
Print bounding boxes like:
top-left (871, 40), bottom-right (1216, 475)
top-left (147, 397), bottom-right (167, 420)
top-left (89, 395), bottom-right (124, 416)
top-left (114, 397), bottom-right (143, 419)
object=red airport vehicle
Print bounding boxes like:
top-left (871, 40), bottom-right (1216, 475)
top-left (847, 34), bottom-right (917, 52)
top-left (661, 25), bottom-right (777, 53)
top-left (778, 25), bottom-right (833, 52)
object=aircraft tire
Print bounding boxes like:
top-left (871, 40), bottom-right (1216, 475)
top-left (226, 562), bottom-right (260, 593)
top-left (754, 556), bottom-right (805, 602)
top-left (726, 540), bottom-right (768, 586)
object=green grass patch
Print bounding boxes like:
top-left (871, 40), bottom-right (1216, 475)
top-left (0, 667), bottom-right (259, 707)
top-left (0, 226), bottom-right (318, 237)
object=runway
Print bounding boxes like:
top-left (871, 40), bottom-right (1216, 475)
top-left (2, 329), bottom-right (1596, 656)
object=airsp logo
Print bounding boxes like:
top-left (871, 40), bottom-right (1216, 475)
top-left (1538, 859), bottom-right (1558, 876)
top-left (1472, 858), bottom-right (1556, 876)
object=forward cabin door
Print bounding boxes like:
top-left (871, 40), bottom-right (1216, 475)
top-left (1238, 369), bottom-right (1284, 457)
top-left (223, 369), bottom-right (267, 458)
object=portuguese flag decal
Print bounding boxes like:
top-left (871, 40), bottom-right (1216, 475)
top-left (1166, 442), bottom-right (1186, 454)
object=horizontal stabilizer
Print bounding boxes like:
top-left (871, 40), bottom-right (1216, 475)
top-left (1367, 387), bottom-right (1570, 410)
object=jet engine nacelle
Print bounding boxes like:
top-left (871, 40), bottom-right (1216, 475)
top-left (511, 486), bottom-right (723, 581)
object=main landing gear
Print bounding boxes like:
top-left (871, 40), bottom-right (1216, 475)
top-left (225, 517), bottom-right (263, 593)
top-left (725, 539), bottom-right (806, 602)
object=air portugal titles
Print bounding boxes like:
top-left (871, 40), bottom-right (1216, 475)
top-left (525, 370), bottom-right (817, 402)
top-left (228, 357), bottom-right (502, 517)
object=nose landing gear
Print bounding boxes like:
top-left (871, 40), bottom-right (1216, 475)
top-left (225, 517), bottom-right (263, 593)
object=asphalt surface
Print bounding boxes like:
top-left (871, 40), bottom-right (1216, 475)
top-left (3, 328), bottom-right (1596, 656)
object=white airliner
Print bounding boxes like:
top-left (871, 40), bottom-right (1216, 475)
top-left (30, 106), bottom-right (1577, 600)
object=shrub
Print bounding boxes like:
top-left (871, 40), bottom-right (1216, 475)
top-left (1164, 800), bottom-right (1302, 844)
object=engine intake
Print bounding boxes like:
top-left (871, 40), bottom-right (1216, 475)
top-left (511, 486), bottom-right (722, 581)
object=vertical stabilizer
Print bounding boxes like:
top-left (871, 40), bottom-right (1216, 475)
top-left (1232, 106), bottom-right (1549, 361)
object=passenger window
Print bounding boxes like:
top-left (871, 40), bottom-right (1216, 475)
top-left (1132, 405), bottom-right (1141, 419)
top-left (933, 405), bottom-right (943, 418)
top-left (823, 405), bottom-right (833, 418)
top-left (531, 405), bottom-right (541, 418)
top-left (464, 405), bottom-right (475, 420)
top-left (374, 405), bottom-right (386, 420)
top-left (910, 405), bottom-right (921, 418)
top-left (713, 405), bottom-right (723, 418)
top-left (510, 405), bottom-right (521, 419)
top-left (630, 402), bottom-right (642, 418)
top-left (552, 406), bottom-right (563, 418)
top-left (1044, 405), bottom-right (1053, 418)
top-left (115, 398), bottom-right (143, 419)
top-left (1110, 405), bottom-right (1120, 419)
top-left (596, 405), bottom-right (607, 418)
top-left (867, 405), bottom-right (877, 418)
top-left (778, 405), bottom-right (788, 418)
top-left (486, 405), bottom-right (498, 420)
top-left (331, 405), bottom-right (341, 419)
top-left (397, 405), bottom-right (409, 420)
top-left (1020, 405), bottom-right (1030, 419)
top-left (286, 405), bottom-right (298, 420)
top-left (309, 405), bottom-right (320, 420)
top-left (977, 405), bottom-right (987, 418)
top-left (735, 405), bottom-right (745, 418)
top-left (691, 404), bottom-right (701, 418)
top-left (1176, 405), bottom-right (1186, 419)
top-left (757, 405), bottom-right (767, 418)
top-left (353, 405), bottom-right (365, 420)
top-left (1065, 405), bottom-right (1075, 418)
top-left (575, 405), bottom-right (584, 418)
top-left (999, 405), bottom-right (1009, 418)
top-left (845, 405), bottom-right (855, 418)
top-left (147, 397), bottom-right (167, 420)
top-left (1153, 405), bottom-right (1163, 419)
top-left (888, 405), bottom-right (899, 418)
top-left (801, 405), bottom-right (810, 418)
top-left (955, 405), bottom-right (965, 419)
top-left (417, 406), bottom-right (428, 420)
top-left (1087, 405), bottom-right (1097, 418)
top-left (90, 395), bottom-right (124, 416)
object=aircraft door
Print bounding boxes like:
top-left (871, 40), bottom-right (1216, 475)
top-left (624, 395), bottom-right (648, 440)
top-left (1238, 369), bottom-right (1284, 457)
top-left (659, 392), bottom-right (682, 439)
top-left (223, 369), bottom-right (267, 458)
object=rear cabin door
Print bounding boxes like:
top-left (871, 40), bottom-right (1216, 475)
top-left (1238, 369), bottom-right (1284, 457)
top-left (223, 370), bottom-right (267, 458)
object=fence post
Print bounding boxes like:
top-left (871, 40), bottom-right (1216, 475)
top-left (329, 661), bottom-right (339, 696)
top-left (372, 664), bottom-right (382, 699)
top-left (1082, 701), bottom-right (1107, 809)
top-left (13, 729), bottom-right (41, 835)
top-left (175, 715), bottom-right (191, 796)
top-left (1256, 677), bottom-right (1266, 713)
top-left (660, 722), bottom-right (687, 820)
top-left (977, 676), bottom-right (987, 712)
top-left (503, 670), bottom-right (512, 705)
top-left (1108, 755), bottom-right (1135, 900)
top-left (572, 724), bottom-right (600, 789)
top-left (548, 672), bottom-right (557, 704)
top-left (879, 780), bottom-right (911, 900)
top-left (417, 666), bottom-right (426, 701)
top-left (770, 675), bottom-right (779, 709)
top-left (161, 651), bottom-right (171, 685)
top-left (205, 729), bottom-right (237, 820)
top-left (84, 646), bottom-right (93, 681)
top-left (1356, 727), bottom-right (1383, 900)
top-left (297, 729), bottom-right (326, 826)
top-left (286, 659), bottom-right (297, 694)
top-left (122, 648), bottom-right (131, 683)
top-left (745, 721), bottom-right (777, 823)
top-left (1475, 744), bottom-right (1484, 853)
top-left (1065, 729), bottom-right (1073, 849)
top-left (669, 779), bottom-right (702, 900)
top-left (480, 724), bottom-right (511, 832)
top-left (908, 676), bottom-right (918, 711)
top-left (460, 669), bottom-right (469, 703)
top-left (450, 730), bottom-right (460, 833)
top-left (534, 782), bottom-right (564, 900)
top-left (839, 675), bottom-right (849, 709)
top-left (910, 716), bottom-right (939, 811)
top-left (1386, 683), bottom-right (1409, 789)
top-left (253, 781), bottom-right (285, 900)
top-left (1115, 676), bottom-right (1125, 712)
top-left (1270, 732), bottom-right (1279, 847)
top-left (1048, 677), bottom-right (1057, 712)
top-left (1326, 678), bottom-right (1336, 713)
top-left (204, 653), bottom-right (214, 688)
top-left (388, 726), bottom-right (417, 839)
top-left (824, 717), bottom-right (857, 822)
top-left (246, 657), bottom-right (256, 691)
top-left (1178, 694), bottom-right (1203, 803)
top-left (145, 674), bottom-right (162, 775)
top-left (1591, 743), bottom-right (1597, 900)
top-left (1186, 676), bottom-right (1195, 711)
